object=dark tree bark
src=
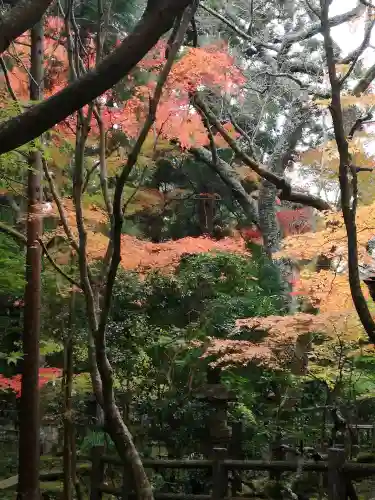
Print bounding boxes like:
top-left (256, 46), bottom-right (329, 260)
top-left (17, 19), bottom-right (44, 500)
top-left (0, 0), bottom-right (53, 55)
top-left (0, 0), bottom-right (192, 154)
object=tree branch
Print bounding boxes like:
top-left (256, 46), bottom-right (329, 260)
top-left (0, 221), bottom-right (81, 288)
top-left (190, 146), bottom-right (259, 223)
top-left (91, 7), bottom-right (197, 496)
top-left (339, 17), bottom-right (375, 87)
top-left (199, 2), bottom-right (274, 52)
top-left (281, 3), bottom-right (364, 47)
top-left (42, 158), bottom-right (79, 253)
top-left (0, 0), bottom-right (193, 154)
top-left (38, 238), bottom-right (81, 289)
top-left (0, 0), bottom-right (54, 55)
top-left (0, 220), bottom-right (26, 244)
top-left (193, 95), bottom-right (330, 211)
top-left (321, 0), bottom-right (375, 342)
top-left (353, 62), bottom-right (375, 96)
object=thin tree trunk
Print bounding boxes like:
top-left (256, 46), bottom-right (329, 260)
top-left (63, 267), bottom-right (75, 500)
top-left (17, 19), bottom-right (44, 500)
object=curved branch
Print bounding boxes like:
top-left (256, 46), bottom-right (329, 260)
top-left (0, 220), bottom-right (26, 244)
top-left (0, 221), bottom-right (81, 288)
top-left (0, 0), bottom-right (54, 55)
top-left (281, 3), bottom-right (364, 48)
top-left (194, 95), bottom-right (331, 211)
top-left (0, 0), bottom-right (192, 154)
top-left (321, 0), bottom-right (375, 342)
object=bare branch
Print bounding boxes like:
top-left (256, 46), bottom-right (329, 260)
top-left (0, 57), bottom-right (19, 103)
top-left (38, 238), bottom-right (81, 289)
top-left (42, 158), bottom-right (79, 253)
top-left (353, 62), bottom-right (375, 95)
top-left (195, 100), bottom-right (218, 165)
top-left (199, 2), bottom-right (275, 51)
top-left (190, 146), bottom-right (259, 223)
top-left (281, 3), bottom-right (364, 48)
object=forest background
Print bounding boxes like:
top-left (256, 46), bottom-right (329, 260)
top-left (3, 0), bottom-right (375, 498)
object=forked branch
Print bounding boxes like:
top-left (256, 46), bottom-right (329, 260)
top-left (193, 94), bottom-right (330, 211)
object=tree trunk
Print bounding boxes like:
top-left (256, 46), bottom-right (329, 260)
top-left (17, 19), bottom-right (44, 500)
top-left (258, 114), bottom-right (304, 256)
top-left (190, 146), bottom-right (258, 223)
top-left (63, 271), bottom-right (75, 500)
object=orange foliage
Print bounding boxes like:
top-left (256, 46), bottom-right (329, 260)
top-left (293, 269), bottom-right (370, 314)
top-left (201, 312), bottom-right (346, 369)
top-left (102, 42), bottom-right (245, 149)
top-left (2, 22), bottom-right (243, 150)
top-left (278, 202), bottom-right (375, 263)
top-left (119, 234), bottom-right (249, 273)
top-left (47, 200), bottom-right (249, 270)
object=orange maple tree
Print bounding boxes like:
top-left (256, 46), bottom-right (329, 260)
top-left (1, 18), bottom-right (243, 150)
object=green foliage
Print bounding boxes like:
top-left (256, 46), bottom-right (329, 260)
top-left (94, 251), bottom-right (286, 456)
top-left (0, 234), bottom-right (24, 296)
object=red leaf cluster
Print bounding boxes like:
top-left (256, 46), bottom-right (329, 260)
top-left (2, 21), bottom-right (244, 150)
top-left (276, 207), bottom-right (314, 236)
top-left (0, 367), bottom-right (62, 397)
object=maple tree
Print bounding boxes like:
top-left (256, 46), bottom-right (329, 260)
top-left (3, 3), bottom-right (375, 497)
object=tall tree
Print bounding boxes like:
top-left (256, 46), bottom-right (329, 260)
top-left (17, 19), bottom-right (44, 500)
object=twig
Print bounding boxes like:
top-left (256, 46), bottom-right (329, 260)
top-left (122, 166), bottom-right (149, 213)
top-left (42, 157), bottom-right (79, 253)
top-left (348, 106), bottom-right (375, 140)
top-left (199, 2), bottom-right (270, 50)
top-left (0, 57), bottom-right (20, 105)
top-left (228, 110), bottom-right (259, 161)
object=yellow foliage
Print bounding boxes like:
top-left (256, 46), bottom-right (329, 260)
top-left (315, 94), bottom-right (375, 109)
top-left (278, 202), bottom-right (375, 263)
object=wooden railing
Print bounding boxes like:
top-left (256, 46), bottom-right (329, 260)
top-left (89, 446), bottom-right (375, 500)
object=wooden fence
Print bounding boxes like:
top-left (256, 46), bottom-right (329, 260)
top-left (88, 446), bottom-right (375, 500)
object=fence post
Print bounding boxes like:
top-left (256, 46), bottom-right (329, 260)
top-left (229, 422), bottom-right (243, 497)
top-left (211, 447), bottom-right (227, 500)
top-left (90, 445), bottom-right (105, 500)
top-left (327, 447), bottom-right (346, 500)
